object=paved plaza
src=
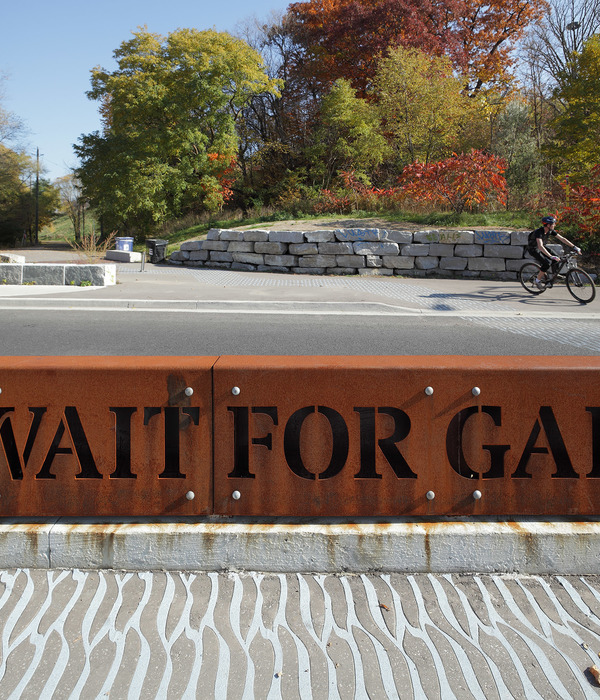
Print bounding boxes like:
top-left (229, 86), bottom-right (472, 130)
top-left (1, 569), bottom-right (600, 699)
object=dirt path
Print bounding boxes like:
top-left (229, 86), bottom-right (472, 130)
top-left (233, 217), bottom-right (518, 232)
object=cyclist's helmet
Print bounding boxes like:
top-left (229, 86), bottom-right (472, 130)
top-left (542, 215), bottom-right (556, 225)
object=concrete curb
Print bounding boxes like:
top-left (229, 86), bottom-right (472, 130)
top-left (2, 520), bottom-right (599, 573)
top-left (0, 298), bottom-right (420, 314)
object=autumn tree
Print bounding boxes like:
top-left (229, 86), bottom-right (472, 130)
top-left (286, 0), bottom-right (547, 96)
top-left (75, 28), bottom-right (281, 233)
top-left (455, 0), bottom-right (548, 95)
top-left (375, 46), bottom-right (477, 166)
top-left (522, 0), bottom-right (600, 96)
top-left (286, 0), bottom-right (460, 96)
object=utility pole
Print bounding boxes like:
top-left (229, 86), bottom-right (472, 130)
top-left (34, 147), bottom-right (39, 246)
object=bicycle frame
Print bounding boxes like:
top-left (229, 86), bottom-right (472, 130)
top-left (546, 252), bottom-right (579, 286)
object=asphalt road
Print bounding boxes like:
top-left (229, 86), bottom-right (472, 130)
top-left (0, 308), bottom-right (598, 355)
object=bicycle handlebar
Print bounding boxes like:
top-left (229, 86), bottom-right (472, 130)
top-left (560, 250), bottom-right (580, 260)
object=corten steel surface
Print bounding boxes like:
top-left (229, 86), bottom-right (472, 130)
top-left (2, 355), bottom-right (600, 518)
top-left (0, 357), bottom-right (215, 517)
top-left (214, 356), bottom-right (600, 517)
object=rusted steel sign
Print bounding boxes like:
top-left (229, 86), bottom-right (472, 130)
top-left (214, 356), bottom-right (600, 517)
top-left (0, 357), bottom-right (215, 516)
top-left (1, 356), bottom-right (600, 517)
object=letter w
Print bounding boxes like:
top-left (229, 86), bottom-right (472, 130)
top-left (0, 408), bottom-right (46, 480)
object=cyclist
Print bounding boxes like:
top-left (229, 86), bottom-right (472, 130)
top-left (527, 216), bottom-right (581, 288)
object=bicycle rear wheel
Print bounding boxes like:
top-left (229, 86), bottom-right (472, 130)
top-left (519, 262), bottom-right (544, 294)
top-left (566, 268), bottom-right (596, 303)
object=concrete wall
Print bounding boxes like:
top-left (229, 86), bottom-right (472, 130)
top-left (169, 228), bottom-right (540, 280)
top-left (0, 263), bottom-right (117, 286)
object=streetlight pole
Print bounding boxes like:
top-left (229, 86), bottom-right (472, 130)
top-left (34, 147), bottom-right (39, 246)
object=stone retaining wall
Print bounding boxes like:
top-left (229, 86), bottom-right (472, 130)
top-left (169, 227), bottom-right (543, 279)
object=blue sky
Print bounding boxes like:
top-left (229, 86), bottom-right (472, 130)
top-left (0, 0), bottom-right (290, 181)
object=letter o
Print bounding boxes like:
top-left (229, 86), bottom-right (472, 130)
top-left (283, 406), bottom-right (349, 480)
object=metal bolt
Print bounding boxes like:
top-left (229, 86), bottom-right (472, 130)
top-left (232, 490), bottom-right (241, 500)
top-left (425, 386), bottom-right (434, 396)
top-left (472, 387), bottom-right (481, 396)
top-left (185, 491), bottom-right (195, 501)
top-left (426, 490), bottom-right (435, 500)
top-left (473, 490), bottom-right (482, 500)
top-left (184, 387), bottom-right (194, 397)
top-left (231, 387), bottom-right (241, 396)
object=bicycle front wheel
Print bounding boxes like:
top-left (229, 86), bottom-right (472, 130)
top-left (566, 268), bottom-right (596, 303)
top-left (519, 262), bottom-right (544, 295)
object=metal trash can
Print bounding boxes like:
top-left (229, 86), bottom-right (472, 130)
top-left (146, 238), bottom-right (168, 264)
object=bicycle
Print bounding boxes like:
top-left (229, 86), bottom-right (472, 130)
top-left (519, 251), bottom-right (596, 304)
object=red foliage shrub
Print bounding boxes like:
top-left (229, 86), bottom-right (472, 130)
top-left (558, 166), bottom-right (600, 246)
top-left (314, 170), bottom-right (405, 213)
top-left (398, 150), bottom-right (507, 214)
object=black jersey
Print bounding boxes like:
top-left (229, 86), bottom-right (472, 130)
top-left (527, 226), bottom-right (549, 253)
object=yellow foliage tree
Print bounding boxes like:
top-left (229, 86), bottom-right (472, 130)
top-left (374, 46), bottom-right (481, 166)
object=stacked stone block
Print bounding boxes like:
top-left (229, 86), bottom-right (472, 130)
top-left (169, 227), bottom-right (538, 280)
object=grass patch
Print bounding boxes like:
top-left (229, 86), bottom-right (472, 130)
top-left (39, 214), bottom-right (75, 243)
top-left (40, 213), bottom-right (102, 244)
top-left (377, 210), bottom-right (535, 229)
top-left (161, 212), bottom-right (284, 254)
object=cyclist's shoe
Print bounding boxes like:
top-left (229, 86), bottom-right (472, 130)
top-left (534, 278), bottom-right (546, 290)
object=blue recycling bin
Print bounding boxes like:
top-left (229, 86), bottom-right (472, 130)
top-left (116, 237), bottom-right (134, 252)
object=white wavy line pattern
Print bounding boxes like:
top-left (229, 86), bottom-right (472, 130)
top-left (0, 571), bottom-right (598, 699)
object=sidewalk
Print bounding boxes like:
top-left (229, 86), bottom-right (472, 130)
top-left (1, 247), bottom-right (598, 318)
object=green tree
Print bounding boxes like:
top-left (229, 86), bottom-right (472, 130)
top-left (0, 145), bottom-right (29, 244)
top-left (374, 46), bottom-right (477, 166)
top-left (308, 79), bottom-right (389, 187)
top-left (0, 74), bottom-right (24, 145)
top-left (0, 76), bottom-right (30, 245)
top-left (545, 35), bottom-right (600, 183)
top-left (55, 174), bottom-right (87, 242)
top-left (0, 146), bottom-right (59, 245)
top-left (491, 99), bottom-right (542, 207)
top-left (234, 14), bottom-right (324, 210)
top-left (75, 28), bottom-right (281, 234)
